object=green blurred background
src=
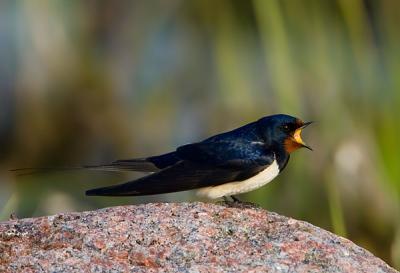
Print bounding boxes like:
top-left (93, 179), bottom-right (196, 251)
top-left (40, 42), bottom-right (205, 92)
top-left (0, 0), bottom-right (399, 269)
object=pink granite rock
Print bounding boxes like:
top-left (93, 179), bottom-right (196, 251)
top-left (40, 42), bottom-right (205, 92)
top-left (0, 202), bottom-right (397, 273)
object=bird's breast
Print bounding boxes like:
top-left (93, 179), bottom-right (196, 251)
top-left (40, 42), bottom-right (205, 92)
top-left (196, 159), bottom-right (280, 199)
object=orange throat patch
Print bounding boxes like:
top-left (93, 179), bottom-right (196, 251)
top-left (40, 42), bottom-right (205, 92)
top-left (284, 138), bottom-right (303, 153)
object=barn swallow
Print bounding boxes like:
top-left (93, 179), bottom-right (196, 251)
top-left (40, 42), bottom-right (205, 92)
top-left (85, 114), bottom-right (312, 200)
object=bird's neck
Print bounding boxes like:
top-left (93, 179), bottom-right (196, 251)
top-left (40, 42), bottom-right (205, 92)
top-left (272, 145), bottom-right (290, 172)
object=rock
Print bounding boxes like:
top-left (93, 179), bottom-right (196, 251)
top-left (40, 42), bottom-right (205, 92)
top-left (0, 202), bottom-right (397, 273)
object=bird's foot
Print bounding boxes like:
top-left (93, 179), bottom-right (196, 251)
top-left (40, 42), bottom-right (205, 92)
top-left (217, 196), bottom-right (261, 209)
top-left (9, 212), bottom-right (18, 220)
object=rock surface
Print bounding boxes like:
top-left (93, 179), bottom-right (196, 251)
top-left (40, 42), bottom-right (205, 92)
top-left (0, 202), bottom-right (398, 273)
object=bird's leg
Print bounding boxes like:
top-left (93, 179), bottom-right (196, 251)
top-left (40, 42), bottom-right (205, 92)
top-left (219, 195), bottom-right (261, 209)
top-left (230, 195), bottom-right (241, 203)
top-left (216, 196), bottom-right (233, 206)
top-left (219, 195), bottom-right (243, 205)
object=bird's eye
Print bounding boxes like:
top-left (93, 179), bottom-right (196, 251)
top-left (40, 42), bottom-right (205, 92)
top-left (282, 124), bottom-right (289, 131)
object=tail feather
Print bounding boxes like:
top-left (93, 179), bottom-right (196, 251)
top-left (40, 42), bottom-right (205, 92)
top-left (83, 158), bottom-right (160, 172)
top-left (83, 152), bottom-right (182, 173)
top-left (10, 152), bottom-right (182, 176)
top-left (9, 167), bottom-right (83, 176)
top-left (9, 159), bottom-right (157, 176)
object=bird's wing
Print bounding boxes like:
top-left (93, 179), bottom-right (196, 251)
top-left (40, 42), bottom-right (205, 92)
top-left (86, 140), bottom-right (275, 196)
top-left (176, 140), bottom-right (273, 168)
top-left (85, 160), bottom-right (265, 196)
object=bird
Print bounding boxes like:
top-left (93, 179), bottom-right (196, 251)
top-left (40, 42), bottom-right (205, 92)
top-left (84, 114), bottom-right (312, 200)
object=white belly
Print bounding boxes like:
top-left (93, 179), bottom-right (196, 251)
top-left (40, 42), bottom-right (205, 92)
top-left (196, 159), bottom-right (280, 199)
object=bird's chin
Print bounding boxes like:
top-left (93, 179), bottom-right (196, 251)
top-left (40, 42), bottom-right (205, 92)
top-left (284, 138), bottom-right (304, 153)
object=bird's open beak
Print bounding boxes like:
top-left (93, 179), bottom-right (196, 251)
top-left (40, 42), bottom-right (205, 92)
top-left (293, 121), bottom-right (313, 150)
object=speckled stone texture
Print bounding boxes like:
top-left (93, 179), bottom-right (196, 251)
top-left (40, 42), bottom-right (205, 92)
top-left (0, 202), bottom-right (397, 273)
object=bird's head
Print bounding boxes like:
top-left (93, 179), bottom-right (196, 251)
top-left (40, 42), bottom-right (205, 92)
top-left (258, 114), bottom-right (312, 153)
